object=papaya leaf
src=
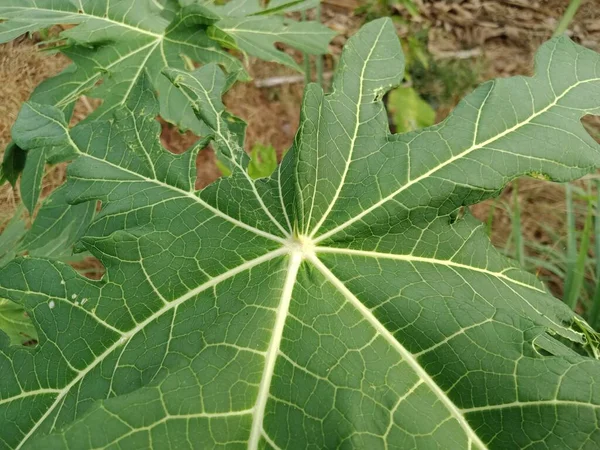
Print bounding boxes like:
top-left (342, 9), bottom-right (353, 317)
top-left (0, 0), bottom-right (334, 209)
top-left (2, 19), bottom-right (600, 449)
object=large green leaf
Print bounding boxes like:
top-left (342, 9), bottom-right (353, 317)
top-left (0, 0), bottom-right (331, 130)
top-left (2, 19), bottom-right (600, 449)
top-left (1, 0), bottom-right (334, 213)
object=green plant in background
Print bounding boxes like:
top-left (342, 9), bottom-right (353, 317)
top-left (0, 299), bottom-right (38, 347)
top-left (558, 183), bottom-right (600, 327)
top-left (357, 4), bottom-right (438, 134)
top-left (554, 0), bottom-right (583, 37)
top-left (360, 9), bottom-right (480, 135)
top-left (248, 143), bottom-right (278, 179)
top-left (409, 53), bottom-right (482, 108)
top-left (386, 50), bottom-right (480, 135)
top-left (2, 18), bottom-right (600, 448)
top-left (359, 3), bottom-right (435, 134)
top-left (495, 180), bottom-right (600, 332)
top-left (510, 181), bottom-right (525, 267)
top-left (356, 0), bottom-right (419, 22)
top-left (563, 184), bottom-right (587, 310)
top-left (555, 0), bottom-right (592, 320)
top-left (387, 85), bottom-right (435, 133)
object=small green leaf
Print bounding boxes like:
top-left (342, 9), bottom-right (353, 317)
top-left (387, 86), bottom-right (436, 133)
top-left (400, 0), bottom-right (420, 17)
top-left (248, 143), bottom-right (277, 179)
top-left (0, 299), bottom-right (37, 347)
top-left (0, 206), bottom-right (27, 266)
top-left (12, 102), bottom-right (72, 152)
top-left (215, 158), bottom-right (233, 177)
top-left (12, 101), bottom-right (74, 214)
top-left (201, 0), bottom-right (320, 17)
top-left (20, 186), bottom-right (96, 259)
top-left (210, 16), bottom-right (336, 71)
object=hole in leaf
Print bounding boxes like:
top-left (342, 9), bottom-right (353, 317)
top-left (70, 95), bottom-right (101, 126)
top-left (582, 114), bottom-right (600, 143)
top-left (535, 318), bottom-right (600, 360)
top-left (71, 255), bottom-right (105, 281)
top-left (0, 298), bottom-right (38, 347)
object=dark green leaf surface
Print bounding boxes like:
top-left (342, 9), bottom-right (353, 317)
top-left (0, 207), bottom-right (27, 267)
top-left (0, 188), bottom-right (95, 276)
top-left (2, 19), bottom-right (600, 449)
top-left (19, 149), bottom-right (45, 215)
top-left (0, 144), bottom-right (26, 187)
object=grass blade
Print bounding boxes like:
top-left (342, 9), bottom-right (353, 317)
top-left (301, 10), bottom-right (311, 84)
top-left (565, 194), bottom-right (593, 311)
top-left (563, 183), bottom-right (577, 303)
top-left (590, 180), bottom-right (600, 327)
top-left (315, 2), bottom-right (324, 87)
top-left (485, 198), bottom-right (498, 237)
top-left (553, 0), bottom-right (583, 37)
top-left (512, 180), bottom-right (525, 266)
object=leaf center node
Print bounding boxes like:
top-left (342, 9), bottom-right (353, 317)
top-left (285, 235), bottom-right (315, 260)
